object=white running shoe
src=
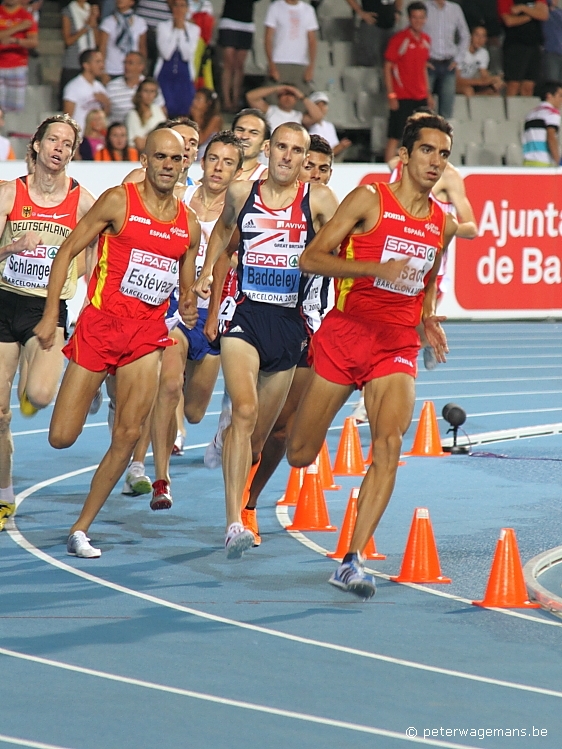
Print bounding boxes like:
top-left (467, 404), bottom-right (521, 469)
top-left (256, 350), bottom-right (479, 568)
top-left (172, 430), bottom-right (184, 456)
top-left (423, 346), bottom-right (438, 371)
top-left (122, 462), bottom-right (152, 496)
top-left (89, 389), bottom-right (103, 415)
top-left (225, 522), bottom-right (254, 559)
top-left (67, 531), bottom-right (101, 559)
top-left (204, 403), bottom-right (232, 469)
top-left (351, 396), bottom-right (368, 424)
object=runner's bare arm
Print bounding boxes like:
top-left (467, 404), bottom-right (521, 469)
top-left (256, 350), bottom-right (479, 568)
top-left (422, 214), bottom-right (457, 362)
top-left (0, 181), bottom-right (42, 261)
top-left (309, 184), bottom-right (339, 230)
top-left (203, 252), bottom-right (232, 343)
top-left (192, 180), bottom-right (252, 300)
top-left (33, 186), bottom-right (127, 350)
top-left (300, 185), bottom-right (409, 281)
top-left (77, 187), bottom-right (99, 279)
top-left (178, 208), bottom-right (201, 329)
top-left (443, 165), bottom-right (478, 239)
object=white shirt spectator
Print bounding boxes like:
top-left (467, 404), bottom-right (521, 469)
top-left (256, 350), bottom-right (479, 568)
top-left (62, 74), bottom-right (109, 131)
top-left (459, 46), bottom-right (489, 80)
top-left (99, 14), bottom-right (148, 76)
top-left (153, 19), bottom-right (201, 81)
top-left (106, 74), bottom-right (165, 123)
top-left (125, 102), bottom-right (166, 146)
top-left (522, 101), bottom-right (561, 166)
top-left (264, 0), bottom-right (319, 66)
top-left (309, 119), bottom-right (338, 149)
top-left (265, 104), bottom-right (303, 131)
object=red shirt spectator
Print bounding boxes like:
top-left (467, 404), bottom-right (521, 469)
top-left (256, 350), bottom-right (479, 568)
top-left (384, 25), bottom-right (431, 100)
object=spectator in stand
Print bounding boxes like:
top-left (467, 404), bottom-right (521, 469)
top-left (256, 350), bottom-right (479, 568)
top-left (542, 0), bottom-right (562, 82)
top-left (106, 50), bottom-right (165, 123)
top-left (344, 0), bottom-right (403, 68)
top-left (498, 0), bottom-right (548, 96)
top-left (0, 106), bottom-right (15, 159)
top-left (264, 0), bottom-right (319, 94)
top-left (218, 0), bottom-right (262, 113)
top-left (424, 0), bottom-right (470, 119)
top-left (307, 91), bottom-right (352, 157)
top-left (460, 0), bottom-right (502, 39)
top-left (98, 0), bottom-right (148, 79)
top-left (188, 0), bottom-right (214, 90)
top-left (95, 120), bottom-right (139, 159)
top-left (154, 0), bottom-right (200, 118)
top-left (189, 87), bottom-right (222, 160)
top-left (383, 1), bottom-right (433, 162)
top-left (125, 76), bottom-right (165, 151)
top-left (456, 25), bottom-right (504, 96)
top-left (522, 80), bottom-right (562, 166)
top-left (60, 0), bottom-right (99, 102)
top-left (0, 0), bottom-right (38, 112)
top-left (63, 49), bottom-right (111, 131)
top-left (78, 107), bottom-right (107, 159)
top-left (246, 82), bottom-right (323, 132)
top-left (135, 0), bottom-right (170, 73)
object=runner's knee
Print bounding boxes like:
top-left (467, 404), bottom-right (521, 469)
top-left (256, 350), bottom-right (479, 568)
top-left (371, 433), bottom-right (403, 467)
top-left (111, 422), bottom-right (144, 453)
top-left (230, 400), bottom-right (258, 433)
top-left (26, 382), bottom-right (56, 410)
top-left (0, 408), bottom-right (13, 439)
top-left (49, 422), bottom-right (79, 450)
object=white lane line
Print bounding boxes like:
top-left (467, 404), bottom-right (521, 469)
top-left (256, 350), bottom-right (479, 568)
top-left (448, 344), bottom-right (561, 350)
top-left (0, 735), bottom-right (75, 749)
top-left (417, 390), bottom-right (562, 401)
top-left (417, 377), bottom-right (561, 386)
top-left (275, 507), bottom-right (562, 631)
top-left (0, 649), bottom-right (485, 749)
top-left (442, 355), bottom-right (562, 361)
top-left (421, 365), bottom-right (562, 373)
top-left (6, 471), bottom-right (562, 699)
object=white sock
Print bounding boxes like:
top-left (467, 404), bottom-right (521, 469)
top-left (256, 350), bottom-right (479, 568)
top-left (0, 485), bottom-right (15, 503)
top-left (129, 461), bottom-right (144, 473)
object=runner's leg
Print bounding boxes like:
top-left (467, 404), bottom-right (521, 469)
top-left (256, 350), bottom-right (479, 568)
top-left (0, 341), bottom-right (21, 493)
top-left (183, 353), bottom-right (221, 424)
top-left (22, 329), bottom-right (66, 409)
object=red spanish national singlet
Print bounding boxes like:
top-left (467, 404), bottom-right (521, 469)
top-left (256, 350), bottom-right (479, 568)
top-left (88, 182), bottom-right (190, 320)
top-left (335, 182), bottom-right (447, 327)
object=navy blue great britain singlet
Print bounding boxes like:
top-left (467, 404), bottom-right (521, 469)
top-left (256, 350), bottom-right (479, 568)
top-left (236, 180), bottom-right (315, 310)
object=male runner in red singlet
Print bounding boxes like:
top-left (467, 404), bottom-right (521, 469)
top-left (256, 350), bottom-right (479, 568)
top-left (34, 128), bottom-right (201, 558)
top-left (194, 122), bottom-right (338, 559)
top-left (0, 114), bottom-right (95, 526)
top-left (287, 114), bottom-right (458, 598)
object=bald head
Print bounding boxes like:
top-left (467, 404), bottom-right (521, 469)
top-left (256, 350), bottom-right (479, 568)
top-left (145, 127), bottom-right (184, 156)
top-left (142, 128), bottom-right (185, 193)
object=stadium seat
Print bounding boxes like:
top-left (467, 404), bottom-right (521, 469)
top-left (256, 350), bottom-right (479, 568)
top-left (453, 95), bottom-right (470, 122)
top-left (465, 143), bottom-right (502, 166)
top-left (330, 41), bottom-right (353, 69)
top-left (468, 96), bottom-right (506, 123)
top-left (505, 143), bottom-right (524, 166)
top-left (370, 116), bottom-right (387, 157)
top-left (483, 118), bottom-right (520, 147)
top-left (505, 96), bottom-right (540, 123)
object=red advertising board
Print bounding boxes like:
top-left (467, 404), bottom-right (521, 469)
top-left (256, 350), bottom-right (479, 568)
top-left (457, 173), bottom-right (562, 310)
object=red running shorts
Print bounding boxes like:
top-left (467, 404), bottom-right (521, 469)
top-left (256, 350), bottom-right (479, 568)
top-left (310, 308), bottom-right (419, 389)
top-left (63, 304), bottom-right (174, 375)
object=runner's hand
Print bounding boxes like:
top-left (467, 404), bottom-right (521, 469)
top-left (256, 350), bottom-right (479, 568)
top-left (33, 316), bottom-right (58, 351)
top-left (423, 315), bottom-right (448, 363)
top-left (11, 231), bottom-right (41, 255)
top-left (179, 297), bottom-right (198, 330)
top-left (375, 256), bottom-right (409, 282)
top-left (203, 309), bottom-right (219, 343)
top-left (192, 272), bottom-right (213, 300)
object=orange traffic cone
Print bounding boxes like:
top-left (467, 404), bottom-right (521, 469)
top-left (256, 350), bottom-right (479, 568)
top-left (473, 528), bottom-right (540, 609)
top-left (242, 456), bottom-right (261, 508)
top-left (390, 507), bottom-right (451, 583)
top-left (277, 466), bottom-right (305, 506)
top-left (286, 463), bottom-right (337, 532)
top-left (365, 443), bottom-right (406, 468)
top-left (333, 417), bottom-right (366, 476)
top-left (327, 488), bottom-right (386, 560)
top-left (404, 401), bottom-right (447, 457)
top-left (318, 441), bottom-right (341, 490)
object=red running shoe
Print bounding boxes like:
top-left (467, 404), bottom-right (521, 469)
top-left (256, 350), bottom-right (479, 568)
top-left (150, 480), bottom-right (173, 511)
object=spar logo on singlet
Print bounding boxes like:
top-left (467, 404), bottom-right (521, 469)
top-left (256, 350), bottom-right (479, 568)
top-left (2, 245), bottom-right (59, 288)
top-left (375, 236), bottom-right (437, 297)
top-left (243, 251), bottom-right (301, 305)
top-left (120, 249), bottom-right (179, 305)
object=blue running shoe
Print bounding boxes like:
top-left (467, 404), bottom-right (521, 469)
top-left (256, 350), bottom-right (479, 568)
top-left (329, 553), bottom-right (376, 599)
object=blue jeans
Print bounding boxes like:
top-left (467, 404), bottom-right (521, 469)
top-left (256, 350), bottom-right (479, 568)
top-left (428, 59), bottom-right (456, 120)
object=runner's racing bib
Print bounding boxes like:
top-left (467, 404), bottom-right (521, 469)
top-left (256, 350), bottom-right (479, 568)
top-left (120, 248), bottom-right (178, 306)
top-left (2, 244), bottom-right (59, 289)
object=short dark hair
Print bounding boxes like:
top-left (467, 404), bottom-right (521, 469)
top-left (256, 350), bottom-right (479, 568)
top-left (79, 48), bottom-right (99, 69)
top-left (270, 122), bottom-right (310, 151)
top-left (30, 114), bottom-right (82, 164)
top-left (166, 116), bottom-right (200, 133)
top-left (540, 80), bottom-right (562, 101)
top-left (231, 108), bottom-right (271, 141)
top-left (203, 130), bottom-right (244, 171)
top-left (401, 113), bottom-right (453, 155)
top-left (407, 1), bottom-right (427, 15)
top-left (309, 134), bottom-right (333, 164)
